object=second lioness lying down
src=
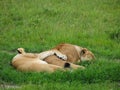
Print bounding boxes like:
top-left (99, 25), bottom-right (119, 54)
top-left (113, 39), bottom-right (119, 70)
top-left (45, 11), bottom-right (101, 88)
top-left (44, 43), bottom-right (95, 68)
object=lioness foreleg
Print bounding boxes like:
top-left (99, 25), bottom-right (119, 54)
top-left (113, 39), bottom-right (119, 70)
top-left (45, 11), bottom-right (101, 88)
top-left (38, 50), bottom-right (67, 60)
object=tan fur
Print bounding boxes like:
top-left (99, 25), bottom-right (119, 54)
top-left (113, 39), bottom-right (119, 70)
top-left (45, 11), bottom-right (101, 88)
top-left (53, 44), bottom-right (81, 63)
top-left (53, 43), bottom-right (95, 63)
top-left (12, 48), bottom-right (64, 72)
top-left (44, 43), bottom-right (95, 69)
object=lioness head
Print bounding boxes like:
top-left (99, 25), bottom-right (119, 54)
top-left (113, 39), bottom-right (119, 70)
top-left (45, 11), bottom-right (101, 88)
top-left (17, 48), bottom-right (25, 54)
top-left (80, 48), bottom-right (95, 61)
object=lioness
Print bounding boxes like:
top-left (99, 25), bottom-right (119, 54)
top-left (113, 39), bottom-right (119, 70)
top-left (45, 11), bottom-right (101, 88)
top-left (54, 43), bottom-right (95, 63)
top-left (44, 43), bottom-right (95, 68)
top-left (11, 48), bottom-right (69, 72)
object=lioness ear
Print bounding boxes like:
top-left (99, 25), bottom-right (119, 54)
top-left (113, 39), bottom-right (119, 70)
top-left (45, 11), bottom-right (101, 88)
top-left (17, 48), bottom-right (24, 54)
top-left (80, 48), bottom-right (87, 56)
top-left (17, 49), bottom-right (21, 54)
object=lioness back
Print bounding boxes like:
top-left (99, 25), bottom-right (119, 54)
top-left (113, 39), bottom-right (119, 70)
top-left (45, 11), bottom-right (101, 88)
top-left (53, 43), bottom-right (80, 63)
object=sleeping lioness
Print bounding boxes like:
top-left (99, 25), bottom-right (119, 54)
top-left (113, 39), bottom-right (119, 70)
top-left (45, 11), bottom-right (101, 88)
top-left (53, 43), bottom-right (95, 63)
top-left (44, 43), bottom-right (95, 68)
top-left (11, 48), bottom-right (69, 72)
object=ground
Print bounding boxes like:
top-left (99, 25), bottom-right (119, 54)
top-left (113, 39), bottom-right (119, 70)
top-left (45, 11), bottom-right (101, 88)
top-left (0, 0), bottom-right (120, 90)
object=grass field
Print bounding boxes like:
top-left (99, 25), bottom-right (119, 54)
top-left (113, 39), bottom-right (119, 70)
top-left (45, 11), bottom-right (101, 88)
top-left (0, 0), bottom-right (120, 90)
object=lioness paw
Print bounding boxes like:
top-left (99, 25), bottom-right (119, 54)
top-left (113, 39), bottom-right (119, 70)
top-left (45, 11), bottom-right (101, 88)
top-left (54, 53), bottom-right (67, 60)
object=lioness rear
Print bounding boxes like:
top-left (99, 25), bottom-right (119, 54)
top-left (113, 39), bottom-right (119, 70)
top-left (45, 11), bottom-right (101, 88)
top-left (12, 48), bottom-right (65, 72)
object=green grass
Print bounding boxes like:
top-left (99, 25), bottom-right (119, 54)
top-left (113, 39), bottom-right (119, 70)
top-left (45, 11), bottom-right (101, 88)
top-left (0, 0), bottom-right (120, 90)
top-left (2, 82), bottom-right (120, 90)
